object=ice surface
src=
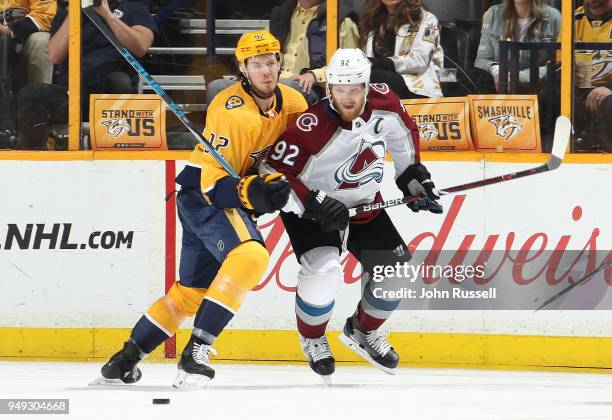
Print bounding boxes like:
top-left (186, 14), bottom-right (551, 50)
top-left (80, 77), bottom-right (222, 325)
top-left (1, 361), bottom-right (612, 420)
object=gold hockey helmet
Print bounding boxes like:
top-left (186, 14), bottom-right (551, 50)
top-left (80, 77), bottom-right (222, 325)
top-left (235, 30), bottom-right (281, 65)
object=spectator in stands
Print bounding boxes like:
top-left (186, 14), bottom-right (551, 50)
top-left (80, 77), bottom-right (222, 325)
top-left (572, 0), bottom-right (611, 152)
top-left (206, 0), bottom-right (360, 105)
top-left (16, 0), bottom-right (157, 150)
top-left (359, 0), bottom-right (444, 99)
top-left (475, 0), bottom-right (561, 92)
top-left (0, 0), bottom-right (56, 85)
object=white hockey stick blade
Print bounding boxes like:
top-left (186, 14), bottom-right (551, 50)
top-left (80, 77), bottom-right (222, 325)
top-left (547, 116), bottom-right (572, 170)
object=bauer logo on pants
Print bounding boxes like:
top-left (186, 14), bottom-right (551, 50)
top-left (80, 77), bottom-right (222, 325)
top-left (402, 98), bottom-right (473, 151)
top-left (468, 95), bottom-right (541, 153)
top-left (90, 94), bottom-right (167, 150)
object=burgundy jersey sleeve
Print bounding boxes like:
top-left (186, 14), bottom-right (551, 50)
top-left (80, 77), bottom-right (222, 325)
top-left (266, 126), bottom-right (312, 205)
top-left (265, 104), bottom-right (340, 213)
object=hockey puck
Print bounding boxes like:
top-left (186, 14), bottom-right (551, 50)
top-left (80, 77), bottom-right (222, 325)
top-left (152, 398), bottom-right (170, 405)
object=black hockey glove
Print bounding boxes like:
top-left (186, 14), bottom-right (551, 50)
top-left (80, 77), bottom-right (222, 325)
top-left (302, 190), bottom-right (349, 232)
top-left (237, 173), bottom-right (291, 214)
top-left (396, 163), bottom-right (443, 214)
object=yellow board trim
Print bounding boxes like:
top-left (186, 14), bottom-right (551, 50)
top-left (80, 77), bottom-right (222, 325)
top-left (0, 151), bottom-right (611, 164)
top-left (68, 0), bottom-right (81, 152)
top-left (1, 328), bottom-right (611, 373)
top-left (560, 0), bottom-right (573, 119)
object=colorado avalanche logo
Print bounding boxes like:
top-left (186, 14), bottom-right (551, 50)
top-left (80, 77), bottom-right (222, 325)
top-left (418, 123), bottom-right (439, 142)
top-left (101, 118), bottom-right (130, 138)
top-left (297, 113), bottom-right (318, 132)
top-left (334, 139), bottom-right (385, 190)
top-left (370, 83), bottom-right (390, 94)
top-left (489, 114), bottom-right (523, 141)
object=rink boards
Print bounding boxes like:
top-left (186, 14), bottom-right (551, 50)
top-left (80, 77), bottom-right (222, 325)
top-left (0, 152), bottom-right (611, 370)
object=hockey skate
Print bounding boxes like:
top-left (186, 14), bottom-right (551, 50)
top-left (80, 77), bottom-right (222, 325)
top-left (300, 334), bottom-right (335, 385)
top-left (91, 339), bottom-right (145, 386)
top-left (173, 335), bottom-right (217, 389)
top-left (339, 316), bottom-right (399, 375)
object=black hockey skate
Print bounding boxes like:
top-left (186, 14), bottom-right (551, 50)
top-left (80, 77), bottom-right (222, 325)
top-left (339, 316), bottom-right (399, 375)
top-left (299, 334), bottom-right (335, 385)
top-left (92, 339), bottom-right (144, 385)
top-left (173, 335), bottom-right (217, 389)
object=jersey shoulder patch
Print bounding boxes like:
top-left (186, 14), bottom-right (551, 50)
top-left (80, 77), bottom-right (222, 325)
top-left (369, 83), bottom-right (392, 95)
top-left (367, 84), bottom-right (402, 111)
top-left (225, 95), bottom-right (244, 110)
top-left (281, 101), bottom-right (340, 154)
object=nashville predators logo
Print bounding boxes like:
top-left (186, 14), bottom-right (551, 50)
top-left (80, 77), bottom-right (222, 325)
top-left (591, 59), bottom-right (612, 84)
top-left (488, 114), bottom-right (523, 141)
top-left (225, 95), bottom-right (244, 110)
top-left (100, 118), bottom-right (131, 138)
top-left (418, 123), bottom-right (439, 141)
top-left (334, 139), bottom-right (385, 190)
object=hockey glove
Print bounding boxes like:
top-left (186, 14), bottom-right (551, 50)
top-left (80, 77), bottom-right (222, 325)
top-left (302, 190), bottom-right (349, 232)
top-left (237, 173), bottom-right (291, 214)
top-left (396, 163), bottom-right (443, 214)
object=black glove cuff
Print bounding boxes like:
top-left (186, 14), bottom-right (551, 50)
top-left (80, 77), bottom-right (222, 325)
top-left (396, 163), bottom-right (432, 192)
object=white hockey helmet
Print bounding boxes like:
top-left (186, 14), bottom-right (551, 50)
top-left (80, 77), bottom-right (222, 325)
top-left (325, 48), bottom-right (371, 97)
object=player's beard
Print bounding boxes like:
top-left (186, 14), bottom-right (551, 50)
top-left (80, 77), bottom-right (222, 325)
top-left (333, 97), bottom-right (365, 122)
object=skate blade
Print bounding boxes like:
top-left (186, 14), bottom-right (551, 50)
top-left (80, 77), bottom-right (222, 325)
top-left (339, 334), bottom-right (396, 376)
top-left (320, 375), bottom-right (333, 386)
top-left (172, 370), bottom-right (212, 389)
top-left (89, 377), bottom-right (131, 386)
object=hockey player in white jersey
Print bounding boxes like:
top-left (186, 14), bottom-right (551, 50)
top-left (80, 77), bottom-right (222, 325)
top-left (265, 48), bottom-right (443, 382)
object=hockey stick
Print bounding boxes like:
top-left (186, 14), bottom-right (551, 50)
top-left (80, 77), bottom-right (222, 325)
top-left (81, 1), bottom-right (239, 178)
top-left (349, 116), bottom-right (572, 217)
top-left (534, 257), bottom-right (612, 311)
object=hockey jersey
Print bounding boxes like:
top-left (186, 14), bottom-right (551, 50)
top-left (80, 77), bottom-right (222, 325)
top-left (176, 81), bottom-right (307, 200)
top-left (1, 0), bottom-right (56, 43)
top-left (574, 6), bottom-right (612, 86)
top-left (265, 83), bottom-right (420, 223)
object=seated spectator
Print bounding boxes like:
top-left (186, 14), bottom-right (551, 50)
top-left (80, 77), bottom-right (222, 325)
top-left (572, 0), bottom-right (611, 152)
top-left (474, 0), bottom-right (561, 93)
top-left (0, 0), bottom-right (56, 85)
top-left (206, 0), bottom-right (360, 105)
top-left (360, 0), bottom-right (444, 99)
top-left (16, 0), bottom-right (157, 150)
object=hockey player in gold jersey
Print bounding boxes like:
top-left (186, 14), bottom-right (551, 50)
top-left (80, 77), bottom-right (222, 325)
top-left (98, 30), bottom-right (307, 388)
top-left (0, 0), bottom-right (56, 84)
top-left (573, 0), bottom-right (611, 151)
